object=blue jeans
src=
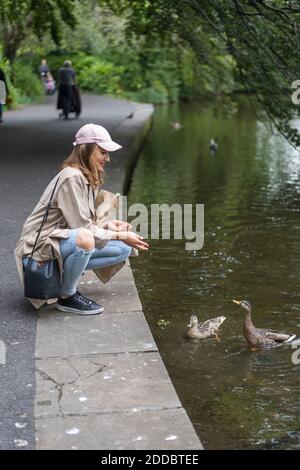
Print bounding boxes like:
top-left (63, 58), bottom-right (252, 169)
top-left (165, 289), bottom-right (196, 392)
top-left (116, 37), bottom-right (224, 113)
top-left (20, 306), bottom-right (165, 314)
top-left (23, 229), bottom-right (131, 297)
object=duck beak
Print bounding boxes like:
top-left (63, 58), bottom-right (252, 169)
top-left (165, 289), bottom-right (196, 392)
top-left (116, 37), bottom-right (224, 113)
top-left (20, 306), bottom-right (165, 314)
top-left (232, 299), bottom-right (241, 305)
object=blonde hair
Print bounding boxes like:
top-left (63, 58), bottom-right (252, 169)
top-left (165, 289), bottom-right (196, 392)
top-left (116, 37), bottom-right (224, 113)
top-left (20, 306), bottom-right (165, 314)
top-left (60, 143), bottom-right (104, 190)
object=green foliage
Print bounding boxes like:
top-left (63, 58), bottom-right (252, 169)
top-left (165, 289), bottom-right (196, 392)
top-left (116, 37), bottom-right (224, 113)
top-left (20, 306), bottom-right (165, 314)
top-left (130, 82), bottom-right (169, 104)
top-left (0, 49), bottom-right (44, 106)
top-left (101, 0), bottom-right (300, 146)
top-left (75, 55), bottom-right (125, 96)
top-left (7, 1), bottom-right (189, 104)
top-left (33, 52), bottom-right (125, 96)
top-left (1, 0), bottom-right (238, 106)
top-left (58, 1), bottom-right (126, 56)
top-left (11, 61), bottom-right (44, 104)
top-left (179, 48), bottom-right (235, 99)
top-left (0, 0), bottom-right (76, 62)
top-left (8, 0), bottom-right (298, 118)
top-left (2, 0), bottom-right (300, 144)
top-left (42, 49), bottom-right (180, 103)
top-left (0, 49), bottom-right (9, 78)
top-left (0, 0), bottom-right (238, 106)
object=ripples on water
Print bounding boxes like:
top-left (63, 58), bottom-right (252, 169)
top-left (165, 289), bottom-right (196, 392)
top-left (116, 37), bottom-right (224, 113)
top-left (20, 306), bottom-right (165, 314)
top-left (128, 101), bottom-right (300, 449)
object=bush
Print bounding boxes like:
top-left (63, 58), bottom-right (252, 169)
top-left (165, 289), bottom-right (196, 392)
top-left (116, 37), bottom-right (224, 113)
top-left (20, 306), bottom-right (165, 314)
top-left (42, 52), bottom-right (125, 96)
top-left (179, 48), bottom-right (235, 100)
top-left (74, 55), bottom-right (125, 96)
top-left (11, 62), bottom-right (44, 104)
top-left (1, 23), bottom-right (236, 108)
top-left (127, 81), bottom-right (169, 104)
top-left (44, 46), bottom-right (182, 104)
top-left (0, 50), bottom-right (44, 108)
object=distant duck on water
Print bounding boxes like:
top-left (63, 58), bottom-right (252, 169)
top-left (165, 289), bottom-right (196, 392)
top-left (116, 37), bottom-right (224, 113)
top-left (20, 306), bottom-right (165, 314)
top-left (170, 121), bottom-right (182, 130)
top-left (233, 300), bottom-right (296, 349)
top-left (187, 314), bottom-right (226, 339)
top-left (209, 139), bottom-right (218, 152)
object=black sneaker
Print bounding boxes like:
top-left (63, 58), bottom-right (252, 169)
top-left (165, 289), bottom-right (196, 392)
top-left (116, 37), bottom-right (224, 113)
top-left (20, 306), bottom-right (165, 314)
top-left (56, 291), bottom-right (104, 315)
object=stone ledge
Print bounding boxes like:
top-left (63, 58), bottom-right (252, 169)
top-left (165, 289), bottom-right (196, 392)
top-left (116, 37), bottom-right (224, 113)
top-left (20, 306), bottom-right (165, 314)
top-left (36, 408), bottom-right (203, 450)
top-left (35, 352), bottom-right (181, 418)
top-left (36, 310), bottom-right (158, 358)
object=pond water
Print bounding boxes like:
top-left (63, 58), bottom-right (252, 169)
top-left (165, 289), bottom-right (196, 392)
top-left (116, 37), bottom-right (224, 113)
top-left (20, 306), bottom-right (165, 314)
top-left (128, 100), bottom-right (300, 450)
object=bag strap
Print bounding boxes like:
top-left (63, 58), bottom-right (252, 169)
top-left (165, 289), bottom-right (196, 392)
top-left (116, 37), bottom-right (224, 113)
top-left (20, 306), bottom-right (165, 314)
top-left (88, 185), bottom-right (96, 222)
top-left (30, 175), bottom-right (61, 258)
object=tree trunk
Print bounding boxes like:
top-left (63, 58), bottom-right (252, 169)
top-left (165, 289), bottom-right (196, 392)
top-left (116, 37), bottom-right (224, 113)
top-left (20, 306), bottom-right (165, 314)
top-left (3, 24), bottom-right (25, 63)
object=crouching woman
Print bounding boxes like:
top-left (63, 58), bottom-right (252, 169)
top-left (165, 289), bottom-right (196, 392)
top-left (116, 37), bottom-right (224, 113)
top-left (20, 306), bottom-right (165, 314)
top-left (14, 123), bottom-right (149, 314)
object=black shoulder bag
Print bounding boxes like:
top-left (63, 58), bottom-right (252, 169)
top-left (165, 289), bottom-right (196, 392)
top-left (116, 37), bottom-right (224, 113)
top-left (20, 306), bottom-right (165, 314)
top-left (24, 176), bottom-right (61, 300)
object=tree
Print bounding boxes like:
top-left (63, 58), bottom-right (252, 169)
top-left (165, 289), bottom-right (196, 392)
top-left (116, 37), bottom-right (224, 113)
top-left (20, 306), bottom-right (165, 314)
top-left (100, 0), bottom-right (300, 146)
top-left (0, 0), bottom-right (76, 62)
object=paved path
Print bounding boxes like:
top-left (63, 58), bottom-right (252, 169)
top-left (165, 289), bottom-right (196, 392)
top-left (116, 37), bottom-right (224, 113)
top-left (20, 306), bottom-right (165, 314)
top-left (0, 94), bottom-right (202, 450)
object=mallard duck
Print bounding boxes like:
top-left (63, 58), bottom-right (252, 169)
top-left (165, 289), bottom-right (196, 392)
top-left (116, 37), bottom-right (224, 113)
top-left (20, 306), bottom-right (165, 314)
top-left (233, 300), bottom-right (296, 348)
top-left (187, 314), bottom-right (226, 339)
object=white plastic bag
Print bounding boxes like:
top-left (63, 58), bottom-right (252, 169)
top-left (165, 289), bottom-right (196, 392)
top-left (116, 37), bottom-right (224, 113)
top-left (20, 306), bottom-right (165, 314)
top-left (0, 80), bottom-right (6, 104)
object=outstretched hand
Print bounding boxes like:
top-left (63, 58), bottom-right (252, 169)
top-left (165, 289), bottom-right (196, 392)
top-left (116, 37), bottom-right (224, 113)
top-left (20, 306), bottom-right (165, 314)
top-left (103, 220), bottom-right (149, 251)
top-left (121, 231), bottom-right (149, 251)
top-left (103, 219), bottom-right (132, 232)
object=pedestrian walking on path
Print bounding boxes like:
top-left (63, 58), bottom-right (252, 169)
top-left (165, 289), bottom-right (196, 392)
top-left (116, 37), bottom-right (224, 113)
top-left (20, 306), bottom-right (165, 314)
top-left (15, 123), bottom-right (149, 314)
top-left (57, 60), bottom-right (79, 119)
top-left (38, 59), bottom-right (55, 95)
top-left (38, 59), bottom-right (50, 77)
top-left (0, 68), bottom-right (10, 124)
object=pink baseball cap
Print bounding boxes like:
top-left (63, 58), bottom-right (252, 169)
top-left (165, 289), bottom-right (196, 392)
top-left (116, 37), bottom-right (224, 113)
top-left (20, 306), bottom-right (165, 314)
top-left (73, 123), bottom-right (122, 152)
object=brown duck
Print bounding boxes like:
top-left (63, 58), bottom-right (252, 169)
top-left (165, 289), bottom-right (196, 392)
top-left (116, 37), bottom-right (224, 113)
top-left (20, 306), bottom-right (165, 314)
top-left (187, 314), bottom-right (226, 339)
top-left (233, 300), bottom-right (296, 348)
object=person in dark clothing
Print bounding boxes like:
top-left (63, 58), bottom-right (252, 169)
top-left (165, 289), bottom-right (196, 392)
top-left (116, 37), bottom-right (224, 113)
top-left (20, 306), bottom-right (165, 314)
top-left (0, 68), bottom-right (9, 124)
top-left (70, 83), bottom-right (82, 117)
top-left (57, 61), bottom-right (76, 120)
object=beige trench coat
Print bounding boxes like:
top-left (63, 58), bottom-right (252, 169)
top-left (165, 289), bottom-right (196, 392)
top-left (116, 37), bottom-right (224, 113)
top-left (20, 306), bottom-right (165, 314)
top-left (14, 166), bottom-right (137, 310)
